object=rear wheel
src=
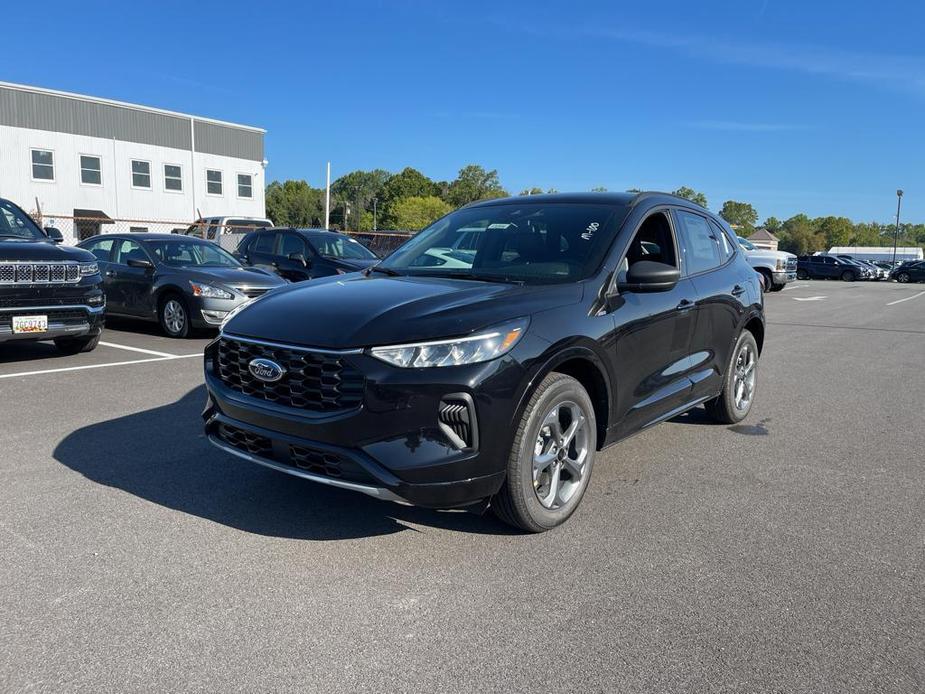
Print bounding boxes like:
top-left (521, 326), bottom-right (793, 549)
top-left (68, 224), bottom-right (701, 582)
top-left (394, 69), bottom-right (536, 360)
top-left (159, 294), bottom-right (190, 338)
top-left (796, 269), bottom-right (809, 280)
top-left (841, 270), bottom-right (855, 282)
top-left (54, 334), bottom-right (100, 354)
top-left (758, 269), bottom-right (773, 293)
top-left (491, 373), bottom-right (596, 532)
top-left (896, 272), bottom-right (910, 283)
top-left (704, 330), bottom-right (758, 424)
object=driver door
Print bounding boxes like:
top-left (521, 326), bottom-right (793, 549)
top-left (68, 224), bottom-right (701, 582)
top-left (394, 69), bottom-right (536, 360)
top-left (108, 238), bottom-right (155, 316)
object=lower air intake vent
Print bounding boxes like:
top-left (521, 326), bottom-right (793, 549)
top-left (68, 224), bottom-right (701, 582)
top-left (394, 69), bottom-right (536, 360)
top-left (438, 394), bottom-right (479, 450)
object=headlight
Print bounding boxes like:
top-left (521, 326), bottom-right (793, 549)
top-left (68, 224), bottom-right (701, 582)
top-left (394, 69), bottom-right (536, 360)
top-left (775, 258), bottom-right (785, 271)
top-left (369, 318), bottom-right (528, 368)
top-left (79, 262), bottom-right (99, 276)
top-left (189, 281), bottom-right (233, 300)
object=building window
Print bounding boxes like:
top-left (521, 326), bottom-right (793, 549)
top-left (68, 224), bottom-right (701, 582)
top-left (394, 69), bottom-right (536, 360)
top-left (237, 173), bottom-right (253, 198)
top-left (206, 169), bottom-right (223, 195)
top-left (80, 155), bottom-right (102, 185)
top-left (129, 226), bottom-right (148, 233)
top-left (31, 149), bottom-right (55, 181)
top-left (131, 160), bottom-right (151, 189)
top-left (164, 164), bottom-right (183, 192)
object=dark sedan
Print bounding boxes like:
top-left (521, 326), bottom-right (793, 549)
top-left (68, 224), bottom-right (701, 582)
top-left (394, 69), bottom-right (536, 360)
top-left (78, 234), bottom-right (286, 337)
top-left (891, 261), bottom-right (925, 283)
top-left (234, 228), bottom-right (379, 282)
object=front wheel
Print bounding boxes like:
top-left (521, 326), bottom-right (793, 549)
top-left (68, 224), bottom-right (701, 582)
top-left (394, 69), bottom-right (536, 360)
top-left (159, 294), bottom-right (190, 338)
top-left (491, 373), bottom-right (597, 532)
top-left (54, 334), bottom-right (100, 354)
top-left (896, 272), bottom-right (910, 283)
top-left (704, 330), bottom-right (758, 424)
top-left (769, 282), bottom-right (785, 292)
top-left (796, 269), bottom-right (809, 280)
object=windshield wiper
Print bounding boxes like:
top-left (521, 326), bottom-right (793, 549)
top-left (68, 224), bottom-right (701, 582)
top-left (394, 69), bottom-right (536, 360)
top-left (419, 272), bottom-right (524, 285)
top-left (364, 265), bottom-right (403, 277)
top-left (0, 233), bottom-right (31, 238)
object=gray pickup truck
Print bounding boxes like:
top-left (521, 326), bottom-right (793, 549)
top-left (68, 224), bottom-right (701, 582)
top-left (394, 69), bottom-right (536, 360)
top-left (737, 236), bottom-right (797, 292)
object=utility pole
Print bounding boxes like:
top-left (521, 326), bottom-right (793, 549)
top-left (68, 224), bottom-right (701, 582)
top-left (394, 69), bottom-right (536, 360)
top-left (892, 189), bottom-right (903, 266)
top-left (324, 162), bottom-right (331, 230)
top-left (373, 198), bottom-right (377, 232)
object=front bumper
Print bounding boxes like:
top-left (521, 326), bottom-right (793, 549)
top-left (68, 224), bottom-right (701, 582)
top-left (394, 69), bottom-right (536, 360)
top-left (0, 298), bottom-right (105, 343)
top-left (201, 334), bottom-right (528, 508)
top-left (772, 271), bottom-right (796, 284)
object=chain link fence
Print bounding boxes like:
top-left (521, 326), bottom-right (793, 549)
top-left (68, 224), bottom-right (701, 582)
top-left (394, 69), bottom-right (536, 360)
top-left (36, 213), bottom-right (414, 257)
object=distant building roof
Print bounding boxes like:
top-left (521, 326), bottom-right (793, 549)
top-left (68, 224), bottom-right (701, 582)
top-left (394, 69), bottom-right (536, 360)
top-left (748, 228), bottom-right (779, 242)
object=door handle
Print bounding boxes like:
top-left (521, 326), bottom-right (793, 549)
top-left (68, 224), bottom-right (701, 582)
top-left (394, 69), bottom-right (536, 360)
top-left (732, 285), bottom-right (745, 296)
top-left (676, 299), bottom-right (694, 311)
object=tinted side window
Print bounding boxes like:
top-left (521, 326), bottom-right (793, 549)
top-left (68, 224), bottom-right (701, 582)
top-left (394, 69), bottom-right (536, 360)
top-left (112, 239), bottom-right (147, 265)
top-left (84, 237), bottom-right (114, 262)
top-left (252, 232), bottom-right (277, 254)
top-left (675, 210), bottom-right (722, 275)
top-left (709, 220), bottom-right (736, 262)
top-left (279, 233), bottom-right (305, 257)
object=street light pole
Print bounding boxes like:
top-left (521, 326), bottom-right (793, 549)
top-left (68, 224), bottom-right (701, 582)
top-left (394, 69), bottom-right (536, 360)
top-left (892, 189), bottom-right (903, 266)
top-left (373, 198), bottom-right (377, 232)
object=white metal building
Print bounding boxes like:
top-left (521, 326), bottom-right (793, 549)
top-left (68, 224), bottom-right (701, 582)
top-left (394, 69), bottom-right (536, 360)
top-left (0, 81), bottom-right (267, 243)
top-left (827, 246), bottom-right (924, 262)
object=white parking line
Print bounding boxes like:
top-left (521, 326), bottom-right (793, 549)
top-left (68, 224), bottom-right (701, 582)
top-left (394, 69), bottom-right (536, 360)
top-left (886, 291), bottom-right (925, 306)
top-left (0, 353), bottom-right (201, 380)
top-left (99, 341), bottom-right (176, 358)
top-left (782, 284), bottom-right (809, 291)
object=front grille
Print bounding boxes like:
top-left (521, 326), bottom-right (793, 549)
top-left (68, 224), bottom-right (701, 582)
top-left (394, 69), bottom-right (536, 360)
top-left (786, 258), bottom-right (797, 271)
top-left (0, 262), bottom-right (81, 285)
top-left (215, 336), bottom-right (365, 412)
top-left (215, 423), bottom-right (374, 483)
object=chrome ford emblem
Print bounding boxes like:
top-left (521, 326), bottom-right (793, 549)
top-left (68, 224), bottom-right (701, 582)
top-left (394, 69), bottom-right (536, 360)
top-left (248, 358), bottom-right (285, 383)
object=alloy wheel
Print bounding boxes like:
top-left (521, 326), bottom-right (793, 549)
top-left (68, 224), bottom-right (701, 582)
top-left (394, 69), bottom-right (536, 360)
top-left (532, 401), bottom-right (590, 510)
top-left (163, 299), bottom-right (186, 335)
top-left (733, 342), bottom-right (757, 412)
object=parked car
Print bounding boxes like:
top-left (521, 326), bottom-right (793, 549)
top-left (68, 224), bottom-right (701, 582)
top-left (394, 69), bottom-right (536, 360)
top-left (836, 255), bottom-right (886, 279)
top-left (234, 228), bottom-right (379, 282)
top-left (0, 197), bottom-right (104, 353)
top-left (890, 261), bottom-right (925, 283)
top-left (78, 233), bottom-right (285, 337)
top-left (796, 254), bottom-right (866, 281)
top-left (185, 216), bottom-right (274, 252)
top-left (203, 192), bottom-right (765, 532)
top-left (735, 236), bottom-right (796, 292)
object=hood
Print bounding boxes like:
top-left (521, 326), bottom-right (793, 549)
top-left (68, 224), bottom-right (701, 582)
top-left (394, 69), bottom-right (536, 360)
top-left (174, 265), bottom-right (286, 289)
top-left (331, 257), bottom-right (379, 271)
top-left (743, 247), bottom-right (796, 261)
top-left (1, 239), bottom-right (95, 262)
top-left (224, 273), bottom-right (582, 348)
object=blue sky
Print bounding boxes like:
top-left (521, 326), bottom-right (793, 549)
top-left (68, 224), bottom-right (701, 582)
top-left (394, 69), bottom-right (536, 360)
top-left (4, 0), bottom-right (923, 222)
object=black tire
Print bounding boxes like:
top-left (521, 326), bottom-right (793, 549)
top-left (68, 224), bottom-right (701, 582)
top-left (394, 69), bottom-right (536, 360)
top-left (704, 330), bottom-right (758, 425)
top-left (491, 372), bottom-right (597, 532)
top-left (54, 334), bottom-right (100, 354)
top-left (768, 282), bottom-right (785, 292)
top-left (159, 293), bottom-right (190, 338)
top-left (796, 269), bottom-right (809, 280)
top-left (896, 272), bottom-right (910, 284)
top-left (758, 269), bottom-right (773, 293)
top-left (841, 270), bottom-right (855, 282)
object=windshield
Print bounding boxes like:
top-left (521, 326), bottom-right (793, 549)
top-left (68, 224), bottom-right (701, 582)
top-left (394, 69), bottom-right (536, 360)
top-left (380, 203), bottom-right (625, 283)
top-left (0, 199), bottom-right (45, 240)
top-left (310, 235), bottom-right (377, 260)
top-left (737, 236), bottom-right (756, 251)
top-left (146, 239), bottom-right (242, 267)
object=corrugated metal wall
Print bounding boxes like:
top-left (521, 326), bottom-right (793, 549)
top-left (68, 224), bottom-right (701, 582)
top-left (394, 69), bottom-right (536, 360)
top-left (194, 120), bottom-right (264, 161)
top-left (0, 86), bottom-right (264, 161)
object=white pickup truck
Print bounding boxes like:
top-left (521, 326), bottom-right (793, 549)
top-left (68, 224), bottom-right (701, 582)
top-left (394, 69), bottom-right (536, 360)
top-left (736, 236), bottom-right (797, 292)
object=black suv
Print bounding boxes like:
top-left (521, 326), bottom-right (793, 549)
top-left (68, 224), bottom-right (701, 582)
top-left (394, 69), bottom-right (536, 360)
top-left (0, 198), bottom-right (104, 353)
top-left (203, 193), bottom-right (764, 531)
top-left (796, 254), bottom-right (866, 281)
top-left (234, 228), bottom-right (379, 282)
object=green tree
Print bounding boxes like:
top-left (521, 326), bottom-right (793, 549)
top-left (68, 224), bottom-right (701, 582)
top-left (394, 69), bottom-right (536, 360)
top-left (265, 180), bottom-right (324, 227)
top-left (763, 216), bottom-right (782, 234)
top-left (590, 186), bottom-right (608, 192)
top-left (719, 200), bottom-right (759, 233)
top-left (519, 187), bottom-right (544, 195)
top-left (778, 214), bottom-right (821, 255)
top-left (381, 167), bottom-right (438, 206)
top-left (447, 164), bottom-right (508, 207)
top-left (390, 196), bottom-right (453, 231)
top-left (816, 216), bottom-right (854, 248)
top-left (331, 169), bottom-right (390, 229)
top-left (672, 186), bottom-right (708, 208)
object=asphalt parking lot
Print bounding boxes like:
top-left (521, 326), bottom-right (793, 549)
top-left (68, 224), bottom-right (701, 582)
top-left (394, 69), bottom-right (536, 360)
top-left (1, 281), bottom-right (922, 693)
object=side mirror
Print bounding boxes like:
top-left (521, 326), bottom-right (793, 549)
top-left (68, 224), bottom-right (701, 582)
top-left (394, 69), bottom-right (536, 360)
top-left (288, 252), bottom-right (309, 267)
top-left (127, 257), bottom-right (154, 270)
top-left (44, 227), bottom-right (64, 243)
top-left (617, 260), bottom-right (681, 293)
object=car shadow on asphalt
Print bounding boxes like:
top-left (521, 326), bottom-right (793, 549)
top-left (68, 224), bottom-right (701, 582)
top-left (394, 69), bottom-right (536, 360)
top-left (52, 386), bottom-right (516, 540)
